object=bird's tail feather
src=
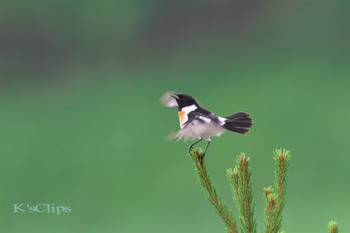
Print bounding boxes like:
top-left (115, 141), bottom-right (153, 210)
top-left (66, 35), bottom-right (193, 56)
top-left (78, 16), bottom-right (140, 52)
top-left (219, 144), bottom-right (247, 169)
top-left (223, 112), bottom-right (252, 134)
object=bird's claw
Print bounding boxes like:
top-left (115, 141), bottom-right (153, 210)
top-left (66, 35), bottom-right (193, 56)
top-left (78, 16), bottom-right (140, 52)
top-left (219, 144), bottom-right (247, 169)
top-left (188, 146), bottom-right (194, 154)
top-left (198, 153), bottom-right (206, 163)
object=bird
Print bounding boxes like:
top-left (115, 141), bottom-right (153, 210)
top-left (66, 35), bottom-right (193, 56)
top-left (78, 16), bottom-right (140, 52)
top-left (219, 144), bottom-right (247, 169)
top-left (161, 91), bottom-right (252, 159)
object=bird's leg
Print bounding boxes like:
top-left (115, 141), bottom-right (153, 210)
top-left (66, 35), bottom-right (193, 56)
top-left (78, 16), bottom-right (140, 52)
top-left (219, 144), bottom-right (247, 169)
top-left (200, 140), bottom-right (211, 161)
top-left (203, 140), bottom-right (211, 155)
top-left (197, 140), bottom-right (211, 163)
top-left (188, 138), bottom-right (203, 154)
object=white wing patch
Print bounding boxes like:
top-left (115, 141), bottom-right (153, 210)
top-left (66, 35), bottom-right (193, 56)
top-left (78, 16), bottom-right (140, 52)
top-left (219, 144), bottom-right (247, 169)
top-left (198, 115), bottom-right (211, 123)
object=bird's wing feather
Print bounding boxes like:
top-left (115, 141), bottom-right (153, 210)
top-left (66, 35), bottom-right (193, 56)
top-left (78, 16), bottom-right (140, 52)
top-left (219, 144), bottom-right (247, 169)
top-left (166, 114), bottom-right (224, 141)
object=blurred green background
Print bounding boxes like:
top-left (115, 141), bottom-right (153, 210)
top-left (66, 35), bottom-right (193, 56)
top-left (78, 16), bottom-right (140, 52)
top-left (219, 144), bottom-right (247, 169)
top-left (0, 1), bottom-right (349, 233)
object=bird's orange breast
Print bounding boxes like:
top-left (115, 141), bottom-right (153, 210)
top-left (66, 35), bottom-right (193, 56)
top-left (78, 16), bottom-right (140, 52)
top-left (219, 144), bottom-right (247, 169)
top-left (178, 111), bottom-right (186, 126)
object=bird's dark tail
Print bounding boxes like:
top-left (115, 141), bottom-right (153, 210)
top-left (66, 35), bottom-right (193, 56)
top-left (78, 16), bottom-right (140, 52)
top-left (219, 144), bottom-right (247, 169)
top-left (223, 112), bottom-right (252, 134)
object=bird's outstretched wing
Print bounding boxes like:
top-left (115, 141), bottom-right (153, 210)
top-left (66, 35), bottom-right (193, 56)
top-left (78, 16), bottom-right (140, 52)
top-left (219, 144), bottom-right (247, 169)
top-left (166, 114), bottom-right (224, 141)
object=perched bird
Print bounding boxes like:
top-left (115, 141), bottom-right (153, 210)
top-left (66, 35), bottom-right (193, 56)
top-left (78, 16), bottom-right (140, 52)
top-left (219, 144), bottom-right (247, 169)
top-left (161, 91), bottom-right (252, 158)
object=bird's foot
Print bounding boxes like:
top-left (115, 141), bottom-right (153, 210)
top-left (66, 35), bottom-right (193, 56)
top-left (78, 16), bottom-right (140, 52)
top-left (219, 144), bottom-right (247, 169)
top-left (188, 145), bottom-right (206, 163)
top-left (198, 153), bottom-right (206, 164)
top-left (188, 146), bottom-right (194, 154)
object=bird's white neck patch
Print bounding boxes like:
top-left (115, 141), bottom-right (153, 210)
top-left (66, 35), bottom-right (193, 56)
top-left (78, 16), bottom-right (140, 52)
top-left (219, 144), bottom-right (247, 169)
top-left (178, 104), bottom-right (197, 128)
top-left (181, 105), bottom-right (197, 113)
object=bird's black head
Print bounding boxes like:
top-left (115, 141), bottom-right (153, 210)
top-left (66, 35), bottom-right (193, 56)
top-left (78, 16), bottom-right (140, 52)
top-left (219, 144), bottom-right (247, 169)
top-left (172, 93), bottom-right (199, 110)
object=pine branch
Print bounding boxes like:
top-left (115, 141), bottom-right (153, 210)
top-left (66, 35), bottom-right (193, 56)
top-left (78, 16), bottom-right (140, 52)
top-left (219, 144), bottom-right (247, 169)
top-left (274, 149), bottom-right (290, 222)
top-left (189, 148), bottom-right (239, 233)
top-left (227, 154), bottom-right (257, 233)
top-left (328, 221), bottom-right (339, 233)
top-left (263, 187), bottom-right (279, 233)
top-left (188, 147), bottom-right (338, 233)
top-left (263, 149), bottom-right (291, 233)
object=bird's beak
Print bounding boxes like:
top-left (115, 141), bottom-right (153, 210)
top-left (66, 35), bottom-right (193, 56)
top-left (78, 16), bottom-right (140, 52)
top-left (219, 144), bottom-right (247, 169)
top-left (171, 93), bottom-right (179, 100)
top-left (160, 91), bottom-right (178, 108)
